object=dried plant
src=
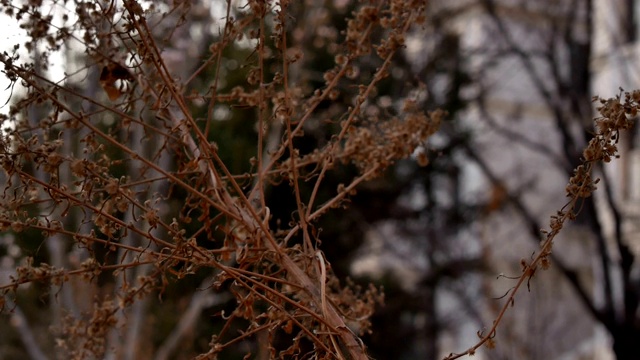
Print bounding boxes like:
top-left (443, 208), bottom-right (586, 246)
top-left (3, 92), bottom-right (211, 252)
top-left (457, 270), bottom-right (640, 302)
top-left (444, 90), bottom-right (638, 359)
top-left (0, 0), bottom-right (438, 359)
top-left (3, 1), bottom-right (631, 359)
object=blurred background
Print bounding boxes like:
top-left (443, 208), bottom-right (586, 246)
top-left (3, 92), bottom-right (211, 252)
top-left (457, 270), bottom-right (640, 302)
top-left (2, 0), bottom-right (640, 359)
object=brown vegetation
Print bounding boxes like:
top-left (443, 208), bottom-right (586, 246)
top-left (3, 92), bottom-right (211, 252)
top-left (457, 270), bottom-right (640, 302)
top-left (0, 0), bottom-right (636, 359)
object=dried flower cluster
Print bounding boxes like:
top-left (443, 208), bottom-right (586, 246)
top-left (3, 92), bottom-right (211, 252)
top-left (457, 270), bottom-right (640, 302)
top-left (0, 0), bottom-right (434, 359)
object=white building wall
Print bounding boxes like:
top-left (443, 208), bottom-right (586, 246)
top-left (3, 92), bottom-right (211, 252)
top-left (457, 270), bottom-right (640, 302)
top-left (592, 0), bottom-right (640, 256)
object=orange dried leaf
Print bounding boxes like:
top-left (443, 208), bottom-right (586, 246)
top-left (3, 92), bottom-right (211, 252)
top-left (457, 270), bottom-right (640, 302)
top-left (99, 62), bottom-right (134, 100)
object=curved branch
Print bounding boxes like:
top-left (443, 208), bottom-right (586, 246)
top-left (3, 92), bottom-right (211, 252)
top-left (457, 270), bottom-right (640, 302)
top-left (463, 142), bottom-right (607, 327)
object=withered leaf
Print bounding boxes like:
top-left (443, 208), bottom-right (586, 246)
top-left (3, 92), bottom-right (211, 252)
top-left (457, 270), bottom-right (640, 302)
top-left (99, 62), bottom-right (134, 100)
